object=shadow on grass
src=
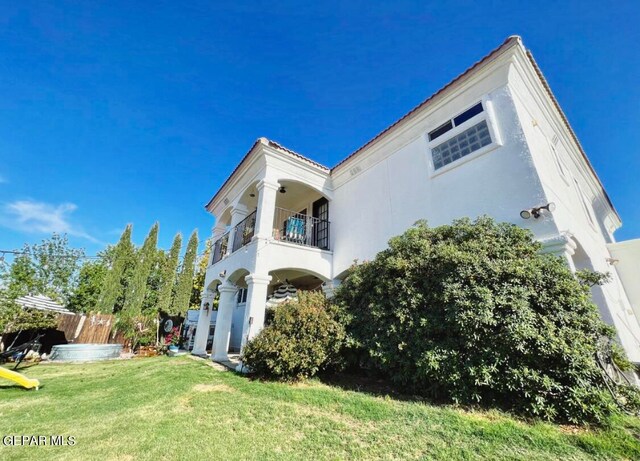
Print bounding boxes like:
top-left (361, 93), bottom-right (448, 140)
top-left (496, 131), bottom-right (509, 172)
top-left (318, 370), bottom-right (433, 404)
top-left (0, 383), bottom-right (42, 391)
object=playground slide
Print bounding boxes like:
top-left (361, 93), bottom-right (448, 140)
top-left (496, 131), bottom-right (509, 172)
top-left (0, 367), bottom-right (39, 390)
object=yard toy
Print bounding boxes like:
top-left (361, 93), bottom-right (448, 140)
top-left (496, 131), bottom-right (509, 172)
top-left (0, 334), bottom-right (42, 389)
top-left (0, 334), bottom-right (44, 369)
top-left (0, 366), bottom-right (39, 390)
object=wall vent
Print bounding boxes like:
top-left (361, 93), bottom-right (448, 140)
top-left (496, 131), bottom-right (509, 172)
top-left (551, 134), bottom-right (559, 146)
top-left (349, 165), bottom-right (362, 176)
top-left (223, 198), bottom-right (229, 206)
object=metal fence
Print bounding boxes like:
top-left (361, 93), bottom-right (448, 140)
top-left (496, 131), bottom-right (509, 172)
top-left (231, 210), bottom-right (257, 252)
top-left (272, 207), bottom-right (330, 250)
top-left (211, 232), bottom-right (229, 264)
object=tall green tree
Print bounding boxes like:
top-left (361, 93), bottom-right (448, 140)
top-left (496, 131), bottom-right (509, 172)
top-left (2, 253), bottom-right (37, 300)
top-left (142, 248), bottom-right (166, 315)
top-left (190, 237), bottom-right (212, 310)
top-left (171, 230), bottom-right (198, 315)
top-left (1, 234), bottom-right (84, 304)
top-left (67, 259), bottom-right (108, 313)
top-left (97, 225), bottom-right (136, 313)
top-left (157, 233), bottom-right (182, 315)
top-left (122, 223), bottom-right (159, 316)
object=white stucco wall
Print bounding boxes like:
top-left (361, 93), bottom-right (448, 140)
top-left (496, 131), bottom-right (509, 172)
top-left (507, 57), bottom-right (640, 361)
top-left (330, 65), bottom-right (554, 278)
top-left (201, 39), bottom-right (640, 363)
top-left (609, 240), bottom-right (640, 322)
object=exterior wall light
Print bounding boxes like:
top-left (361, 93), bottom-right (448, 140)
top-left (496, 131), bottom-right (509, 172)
top-left (520, 202), bottom-right (556, 219)
top-left (219, 269), bottom-right (226, 278)
top-left (203, 302), bottom-right (210, 312)
top-left (606, 257), bottom-right (620, 266)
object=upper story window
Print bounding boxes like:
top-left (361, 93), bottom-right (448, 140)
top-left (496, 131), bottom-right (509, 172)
top-left (427, 101), bottom-right (496, 171)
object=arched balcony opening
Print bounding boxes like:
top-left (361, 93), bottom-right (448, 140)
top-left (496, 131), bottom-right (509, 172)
top-left (272, 180), bottom-right (331, 251)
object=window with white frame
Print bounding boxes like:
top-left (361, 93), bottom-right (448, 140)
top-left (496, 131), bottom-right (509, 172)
top-left (428, 102), bottom-right (495, 171)
top-left (236, 288), bottom-right (248, 304)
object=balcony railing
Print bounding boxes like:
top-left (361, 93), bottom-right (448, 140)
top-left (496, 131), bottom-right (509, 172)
top-left (211, 232), bottom-right (229, 265)
top-left (272, 207), bottom-right (330, 250)
top-left (231, 210), bottom-right (257, 252)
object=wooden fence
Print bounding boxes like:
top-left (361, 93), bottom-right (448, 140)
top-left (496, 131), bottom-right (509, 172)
top-left (57, 313), bottom-right (125, 345)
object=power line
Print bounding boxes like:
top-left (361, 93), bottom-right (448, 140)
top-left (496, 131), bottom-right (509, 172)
top-left (0, 249), bottom-right (101, 260)
top-left (0, 248), bottom-right (210, 263)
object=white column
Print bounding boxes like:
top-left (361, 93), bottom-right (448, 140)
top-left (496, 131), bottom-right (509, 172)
top-left (191, 304), bottom-right (212, 356)
top-left (239, 274), bottom-right (271, 348)
top-left (235, 274), bottom-right (271, 372)
top-left (226, 204), bottom-right (249, 256)
top-left (253, 179), bottom-right (279, 241)
top-left (211, 284), bottom-right (238, 362)
top-left (212, 223), bottom-right (227, 238)
top-left (322, 281), bottom-right (335, 299)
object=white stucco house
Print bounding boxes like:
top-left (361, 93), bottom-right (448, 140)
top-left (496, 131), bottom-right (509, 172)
top-left (192, 36), bottom-right (640, 368)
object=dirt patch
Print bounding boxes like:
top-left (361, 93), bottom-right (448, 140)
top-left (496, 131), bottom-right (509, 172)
top-left (184, 354), bottom-right (229, 372)
top-left (193, 383), bottom-right (235, 393)
top-left (558, 424), bottom-right (590, 435)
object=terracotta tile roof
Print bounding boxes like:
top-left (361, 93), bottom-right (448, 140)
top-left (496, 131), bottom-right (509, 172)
top-left (265, 139), bottom-right (329, 171)
top-left (524, 50), bottom-right (619, 220)
top-left (204, 137), bottom-right (329, 211)
top-left (205, 35), bottom-right (619, 221)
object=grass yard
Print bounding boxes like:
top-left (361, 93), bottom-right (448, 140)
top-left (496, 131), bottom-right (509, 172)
top-left (1, 357), bottom-right (640, 460)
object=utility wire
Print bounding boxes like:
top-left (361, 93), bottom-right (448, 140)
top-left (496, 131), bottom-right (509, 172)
top-left (0, 248), bottom-right (210, 262)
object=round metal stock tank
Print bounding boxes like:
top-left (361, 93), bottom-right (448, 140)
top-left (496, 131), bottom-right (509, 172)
top-left (49, 344), bottom-right (123, 362)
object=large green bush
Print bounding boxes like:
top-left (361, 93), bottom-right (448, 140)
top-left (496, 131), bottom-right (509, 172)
top-left (242, 291), bottom-right (345, 381)
top-left (334, 217), bottom-right (637, 424)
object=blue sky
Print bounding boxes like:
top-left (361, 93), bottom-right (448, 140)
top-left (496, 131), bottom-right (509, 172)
top-left (1, 1), bottom-right (639, 257)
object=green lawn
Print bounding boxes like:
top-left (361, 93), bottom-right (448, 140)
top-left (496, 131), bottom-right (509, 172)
top-left (1, 357), bottom-right (640, 460)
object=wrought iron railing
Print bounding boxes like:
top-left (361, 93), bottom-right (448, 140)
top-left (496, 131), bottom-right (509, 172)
top-left (231, 210), bottom-right (257, 252)
top-left (211, 232), bottom-right (229, 265)
top-left (272, 207), bottom-right (330, 250)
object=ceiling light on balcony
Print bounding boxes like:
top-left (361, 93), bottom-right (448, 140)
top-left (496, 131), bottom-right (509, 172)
top-left (279, 186), bottom-right (287, 194)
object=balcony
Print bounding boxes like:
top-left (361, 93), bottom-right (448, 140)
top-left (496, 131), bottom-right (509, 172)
top-left (231, 210), bottom-right (257, 252)
top-left (211, 232), bottom-right (229, 265)
top-left (272, 207), bottom-right (330, 250)
top-left (208, 178), bottom-right (332, 270)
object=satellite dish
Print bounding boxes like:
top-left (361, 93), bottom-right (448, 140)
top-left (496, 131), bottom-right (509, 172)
top-left (163, 319), bottom-right (174, 333)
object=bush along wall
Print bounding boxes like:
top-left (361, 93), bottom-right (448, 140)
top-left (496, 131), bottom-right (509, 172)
top-left (333, 217), bottom-right (640, 425)
top-left (242, 291), bottom-right (345, 381)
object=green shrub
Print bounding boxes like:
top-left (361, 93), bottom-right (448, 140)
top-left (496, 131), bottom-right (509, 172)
top-left (242, 291), bottom-right (345, 381)
top-left (333, 217), bottom-right (638, 425)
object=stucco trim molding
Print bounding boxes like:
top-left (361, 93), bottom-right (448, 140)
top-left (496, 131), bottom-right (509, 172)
top-left (539, 231), bottom-right (577, 256)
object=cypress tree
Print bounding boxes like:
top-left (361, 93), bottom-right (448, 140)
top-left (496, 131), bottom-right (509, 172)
top-left (157, 233), bottom-right (182, 315)
top-left (122, 222), bottom-right (159, 316)
top-left (171, 230), bottom-right (198, 315)
top-left (97, 225), bottom-right (135, 312)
